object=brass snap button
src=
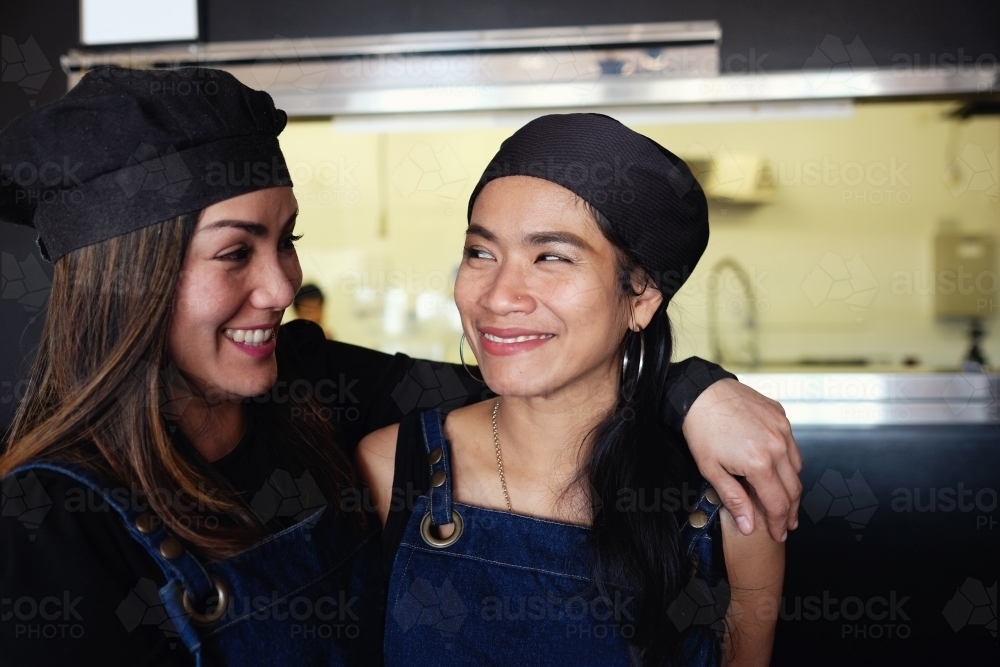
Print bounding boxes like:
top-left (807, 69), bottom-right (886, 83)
top-left (134, 513), bottom-right (156, 534)
top-left (419, 510), bottom-right (464, 548)
top-left (182, 575), bottom-right (229, 625)
top-left (159, 537), bottom-right (184, 560)
top-left (688, 509), bottom-right (709, 529)
top-left (430, 470), bottom-right (447, 488)
top-left (705, 487), bottom-right (722, 506)
top-left (428, 448), bottom-right (443, 465)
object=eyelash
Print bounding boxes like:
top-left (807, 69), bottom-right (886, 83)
top-left (463, 246), bottom-right (491, 260)
top-left (220, 234), bottom-right (303, 262)
top-left (463, 247), bottom-right (570, 263)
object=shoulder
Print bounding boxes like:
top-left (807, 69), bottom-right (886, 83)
top-left (277, 318), bottom-right (400, 385)
top-left (2, 467), bottom-right (175, 663)
top-left (357, 423), bottom-right (400, 465)
top-left (278, 317), bottom-right (326, 349)
top-left (2, 466), bottom-right (159, 571)
top-left (355, 423), bottom-right (400, 525)
top-left (278, 318), bottom-right (397, 366)
top-left (440, 400), bottom-right (493, 439)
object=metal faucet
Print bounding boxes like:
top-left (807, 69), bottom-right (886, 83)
top-left (706, 257), bottom-right (761, 369)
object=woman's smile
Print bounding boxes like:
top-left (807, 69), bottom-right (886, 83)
top-left (478, 327), bottom-right (555, 356)
top-left (223, 325), bottom-right (278, 358)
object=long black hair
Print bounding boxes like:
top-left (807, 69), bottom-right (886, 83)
top-left (582, 203), bottom-right (718, 666)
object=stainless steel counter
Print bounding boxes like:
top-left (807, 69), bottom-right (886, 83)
top-left (736, 371), bottom-right (999, 425)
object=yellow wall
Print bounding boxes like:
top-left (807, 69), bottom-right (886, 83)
top-left (278, 102), bottom-right (1000, 370)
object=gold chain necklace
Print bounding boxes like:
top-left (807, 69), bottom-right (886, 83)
top-left (491, 400), bottom-right (512, 512)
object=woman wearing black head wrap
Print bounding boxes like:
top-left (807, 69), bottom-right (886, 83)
top-left (1, 68), bottom-right (796, 666)
top-left (360, 114), bottom-right (785, 666)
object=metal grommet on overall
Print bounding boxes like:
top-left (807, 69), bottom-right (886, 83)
top-left (688, 509), bottom-right (709, 529)
top-left (182, 574), bottom-right (229, 625)
top-left (420, 510), bottom-right (464, 548)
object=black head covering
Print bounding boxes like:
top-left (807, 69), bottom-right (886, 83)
top-left (0, 66), bottom-right (292, 262)
top-left (468, 113), bottom-right (708, 301)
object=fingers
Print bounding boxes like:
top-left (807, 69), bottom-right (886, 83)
top-left (780, 414), bottom-right (804, 474)
top-left (707, 468), bottom-right (755, 536)
top-left (745, 462), bottom-right (791, 542)
top-left (773, 409), bottom-right (803, 528)
top-left (776, 457), bottom-right (802, 530)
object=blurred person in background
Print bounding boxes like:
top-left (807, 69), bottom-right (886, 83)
top-left (293, 282), bottom-right (333, 338)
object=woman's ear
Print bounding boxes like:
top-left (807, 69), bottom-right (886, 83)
top-left (630, 280), bottom-right (664, 330)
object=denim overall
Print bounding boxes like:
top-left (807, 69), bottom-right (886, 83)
top-left (10, 460), bottom-right (384, 667)
top-left (384, 409), bottom-right (726, 667)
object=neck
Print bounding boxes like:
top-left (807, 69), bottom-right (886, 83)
top-left (495, 365), bottom-right (619, 488)
top-left (173, 388), bottom-right (247, 463)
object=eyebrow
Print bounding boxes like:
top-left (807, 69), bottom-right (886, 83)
top-left (201, 212), bottom-right (298, 236)
top-left (466, 223), bottom-right (592, 251)
top-left (524, 231), bottom-right (591, 251)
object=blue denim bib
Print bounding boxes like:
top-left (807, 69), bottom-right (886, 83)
top-left (9, 460), bottom-right (384, 666)
top-left (384, 408), bottom-right (725, 666)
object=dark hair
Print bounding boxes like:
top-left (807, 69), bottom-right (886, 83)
top-left (294, 283), bottom-right (324, 305)
top-left (582, 203), bottom-right (719, 666)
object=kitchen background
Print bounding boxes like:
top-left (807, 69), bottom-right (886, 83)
top-left (276, 102), bottom-right (999, 370)
top-left (1, 2), bottom-right (998, 664)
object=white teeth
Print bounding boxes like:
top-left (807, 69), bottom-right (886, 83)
top-left (223, 328), bottom-right (274, 346)
top-left (483, 333), bottom-right (554, 344)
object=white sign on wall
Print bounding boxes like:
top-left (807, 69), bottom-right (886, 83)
top-left (81, 0), bottom-right (199, 46)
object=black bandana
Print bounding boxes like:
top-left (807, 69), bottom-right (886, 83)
top-left (468, 113), bottom-right (709, 300)
top-left (0, 66), bottom-right (292, 262)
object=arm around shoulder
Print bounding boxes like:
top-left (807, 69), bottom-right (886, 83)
top-left (355, 423), bottom-right (400, 526)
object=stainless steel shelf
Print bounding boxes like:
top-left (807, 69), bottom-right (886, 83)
top-left (61, 23), bottom-right (997, 116)
top-left (738, 372), bottom-right (999, 425)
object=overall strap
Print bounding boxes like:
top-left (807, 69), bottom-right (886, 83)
top-left (681, 481), bottom-right (724, 559)
top-left (419, 409), bottom-right (454, 527)
top-left (8, 460), bottom-right (218, 613)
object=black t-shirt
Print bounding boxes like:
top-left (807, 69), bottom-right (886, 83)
top-left (1, 319), bottom-right (732, 666)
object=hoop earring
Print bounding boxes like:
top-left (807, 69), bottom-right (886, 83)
top-left (621, 328), bottom-right (645, 402)
top-left (635, 329), bottom-right (645, 383)
top-left (459, 333), bottom-right (484, 383)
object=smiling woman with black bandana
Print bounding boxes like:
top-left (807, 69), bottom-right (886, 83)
top-left (359, 114), bottom-right (785, 667)
top-left (1, 68), bottom-right (799, 666)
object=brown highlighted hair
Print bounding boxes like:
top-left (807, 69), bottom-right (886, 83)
top-left (1, 214), bottom-right (354, 558)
